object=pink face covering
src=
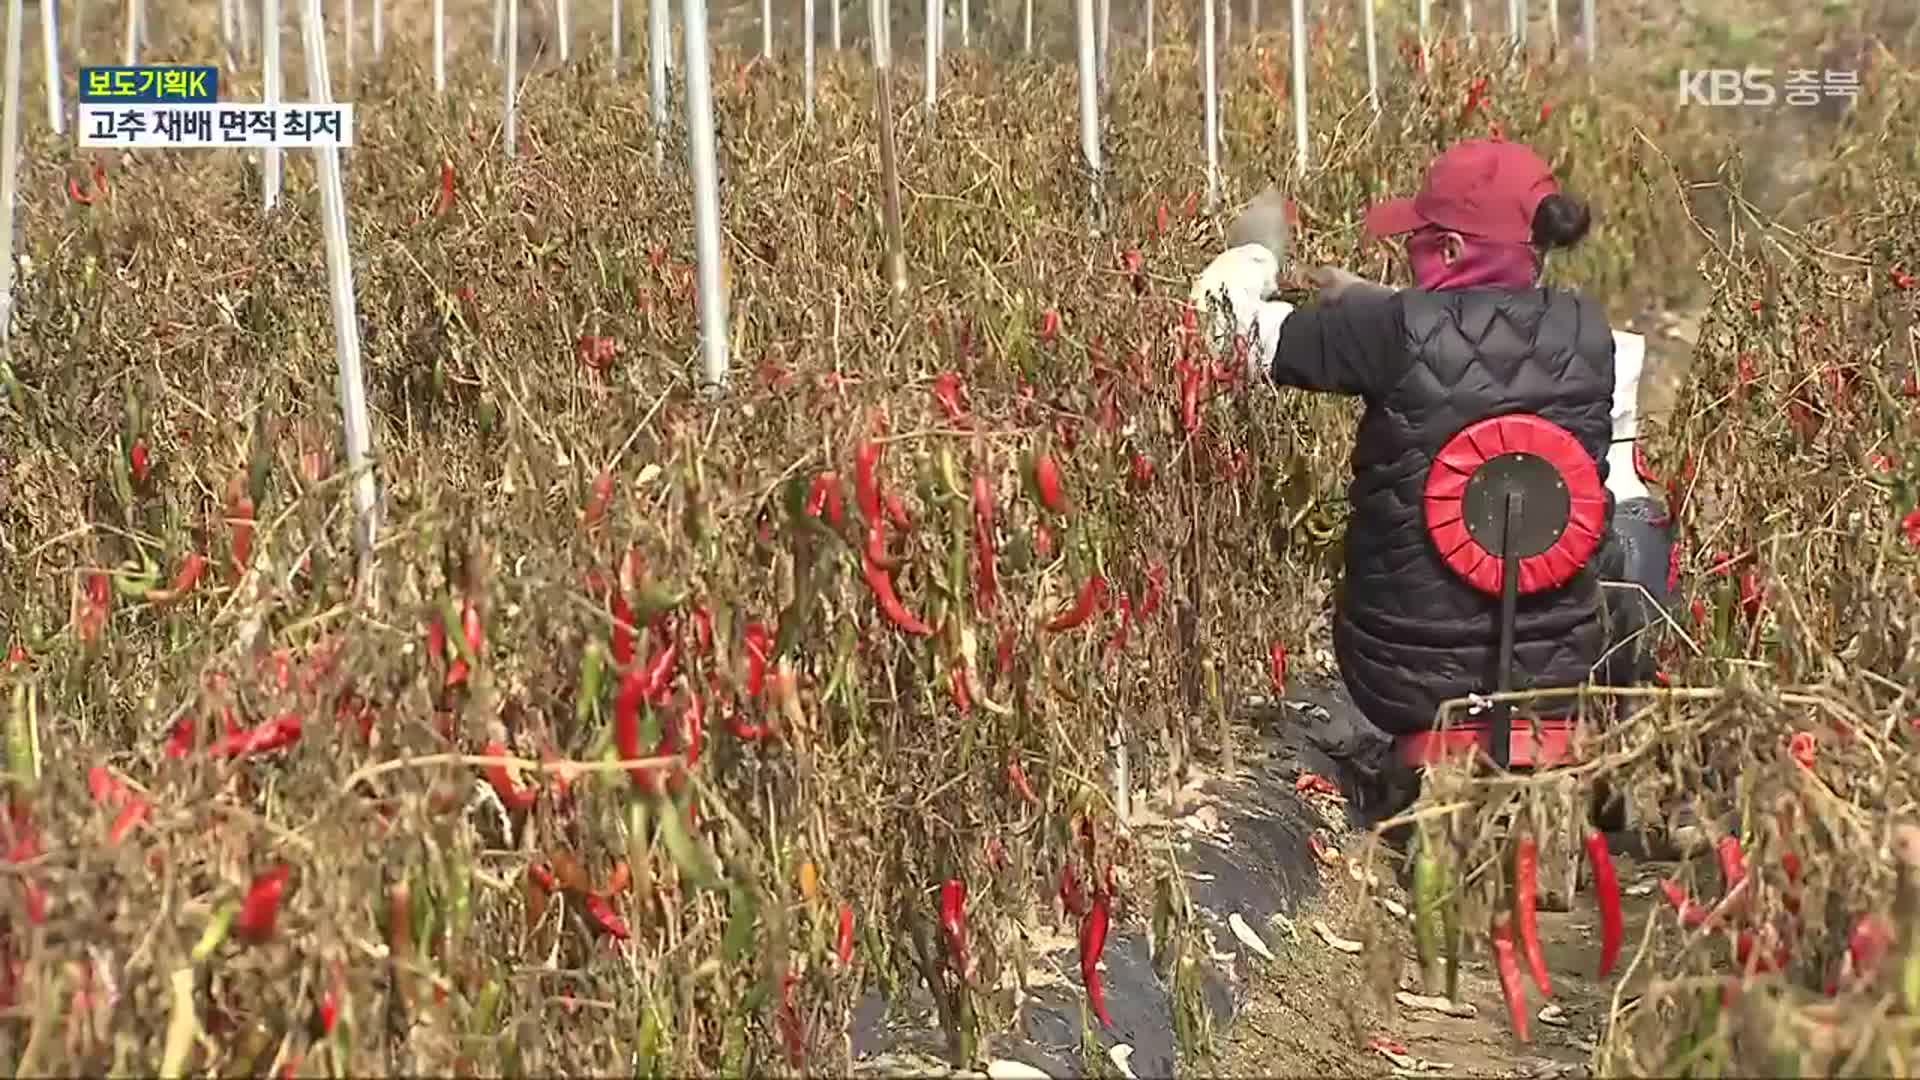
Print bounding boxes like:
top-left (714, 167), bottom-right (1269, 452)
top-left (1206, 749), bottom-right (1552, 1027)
top-left (1405, 226), bottom-right (1541, 291)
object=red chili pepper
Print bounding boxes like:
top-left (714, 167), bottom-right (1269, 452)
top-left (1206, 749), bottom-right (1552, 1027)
top-left (938, 879), bottom-right (969, 976)
top-left (154, 552), bottom-right (208, 604)
top-left (165, 716), bottom-right (196, 758)
top-left (941, 664), bottom-right (970, 714)
top-left (862, 551), bottom-right (934, 636)
top-left (836, 904), bottom-right (855, 968)
top-left (1268, 642), bottom-right (1288, 696)
top-left (66, 161), bottom-right (108, 205)
top-left (1716, 836), bottom-right (1747, 894)
top-left (727, 698), bottom-right (773, 742)
top-left (129, 439), bottom-right (151, 489)
top-left (1136, 563), bottom-right (1165, 620)
top-left (1007, 760), bottom-right (1040, 805)
top-left (1584, 831), bottom-right (1623, 978)
top-left (1081, 884), bottom-right (1113, 1027)
top-left (1179, 360), bottom-right (1205, 434)
top-left (1847, 913), bottom-right (1894, 987)
top-left (1513, 836), bottom-right (1551, 997)
top-left (1033, 524), bottom-right (1055, 561)
top-left (806, 471), bottom-right (845, 526)
top-left (236, 863), bottom-right (291, 943)
top-left (1490, 914), bottom-right (1528, 1041)
top-left (1031, 453), bottom-right (1069, 514)
top-left (1102, 595), bottom-right (1132, 663)
top-left (972, 472), bottom-right (997, 615)
top-left (777, 971), bottom-right (805, 1066)
top-left (480, 741), bottom-right (539, 812)
top-left (432, 159), bottom-right (456, 216)
top-left (212, 715), bottom-right (303, 757)
top-left (854, 441), bottom-right (884, 522)
top-left (229, 493), bottom-right (255, 577)
top-left (737, 623), bottom-right (771, 698)
top-left (1060, 865), bottom-right (1089, 917)
top-left (581, 893), bottom-right (630, 940)
top-left (584, 469), bottom-right (614, 531)
top-left (1734, 929), bottom-right (1788, 974)
top-left (75, 570), bottom-right (111, 642)
top-left (932, 372), bottom-right (968, 422)
top-left (1659, 879), bottom-right (1712, 927)
top-left (1038, 309), bottom-right (1060, 345)
top-left (1129, 452), bottom-right (1154, 491)
top-left (1046, 575), bottom-right (1108, 632)
top-left (609, 589), bottom-right (636, 668)
top-left (884, 491), bottom-right (912, 532)
top-left (995, 626), bottom-right (1016, 681)
top-left (614, 666), bottom-right (656, 790)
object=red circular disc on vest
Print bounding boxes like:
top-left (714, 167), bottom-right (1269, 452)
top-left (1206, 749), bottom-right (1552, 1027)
top-left (1423, 414), bottom-right (1606, 596)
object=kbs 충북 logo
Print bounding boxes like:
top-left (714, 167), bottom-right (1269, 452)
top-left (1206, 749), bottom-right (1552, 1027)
top-left (1676, 67), bottom-right (1860, 107)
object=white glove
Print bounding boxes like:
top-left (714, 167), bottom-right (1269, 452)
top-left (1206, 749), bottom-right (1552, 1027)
top-left (1190, 244), bottom-right (1290, 378)
top-left (1605, 331), bottom-right (1650, 503)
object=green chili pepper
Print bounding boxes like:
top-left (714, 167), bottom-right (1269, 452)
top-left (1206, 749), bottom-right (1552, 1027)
top-left (7, 681), bottom-right (32, 794)
top-left (634, 580), bottom-right (688, 623)
top-left (1413, 843), bottom-right (1444, 993)
top-left (575, 642), bottom-right (606, 727)
top-left (657, 794), bottom-right (720, 891)
top-left (193, 901), bottom-right (240, 962)
top-left (635, 1000), bottom-right (665, 1078)
top-left (720, 885), bottom-right (759, 964)
top-left (471, 979), bottom-right (501, 1034)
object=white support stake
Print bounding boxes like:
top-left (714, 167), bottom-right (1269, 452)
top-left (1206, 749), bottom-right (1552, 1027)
top-left (1074, 0), bottom-right (1100, 224)
top-left (492, 0), bottom-right (504, 64)
top-left (121, 0), bottom-right (137, 65)
top-left (682, 0), bottom-right (729, 390)
top-left (830, 0), bottom-right (840, 49)
top-left (263, 0), bottom-right (283, 211)
top-left (372, 0), bottom-right (382, 58)
top-left (1, 0), bottom-right (20, 352)
top-left (1021, 0), bottom-right (1030, 52)
top-left (1417, 0), bottom-right (1428, 68)
top-left (1463, 0), bottom-right (1472, 37)
top-left (960, 0), bottom-right (968, 48)
top-left (298, 0), bottom-right (379, 575)
top-left (39, 0), bottom-right (60, 135)
top-left (1362, 0), bottom-right (1377, 109)
top-left (504, 0), bottom-right (518, 157)
top-left (559, 0), bottom-right (572, 62)
top-left (612, 0), bottom-right (622, 72)
top-left (344, 0), bottom-right (354, 71)
top-left (222, 0), bottom-right (236, 66)
top-left (760, 0), bottom-right (770, 57)
top-left (1201, 0), bottom-right (1217, 209)
top-left (1145, 0), bottom-right (1153, 68)
top-left (649, 0), bottom-right (669, 171)
top-left (803, 0), bottom-right (815, 119)
top-left (1547, 0), bottom-right (1556, 45)
top-left (433, 0), bottom-right (444, 92)
top-left (923, 0), bottom-right (937, 120)
top-left (1289, 0), bottom-right (1306, 174)
top-left (1581, 0), bottom-right (1593, 60)
top-left (1221, 0), bottom-right (1229, 48)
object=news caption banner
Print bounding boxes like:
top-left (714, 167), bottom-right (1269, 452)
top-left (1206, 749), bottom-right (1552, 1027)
top-left (76, 65), bottom-right (354, 149)
top-left (1676, 67), bottom-right (1861, 108)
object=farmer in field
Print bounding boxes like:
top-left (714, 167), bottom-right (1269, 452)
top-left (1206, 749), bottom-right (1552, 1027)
top-left (1192, 139), bottom-right (1675, 823)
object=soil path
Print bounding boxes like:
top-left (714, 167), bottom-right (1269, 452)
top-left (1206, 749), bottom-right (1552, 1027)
top-left (849, 679), bottom-right (1685, 1078)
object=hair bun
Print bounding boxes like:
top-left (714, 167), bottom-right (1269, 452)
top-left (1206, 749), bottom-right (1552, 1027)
top-left (1531, 194), bottom-right (1591, 250)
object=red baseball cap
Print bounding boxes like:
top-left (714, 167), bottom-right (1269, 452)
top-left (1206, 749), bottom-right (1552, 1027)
top-left (1363, 140), bottom-right (1559, 245)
